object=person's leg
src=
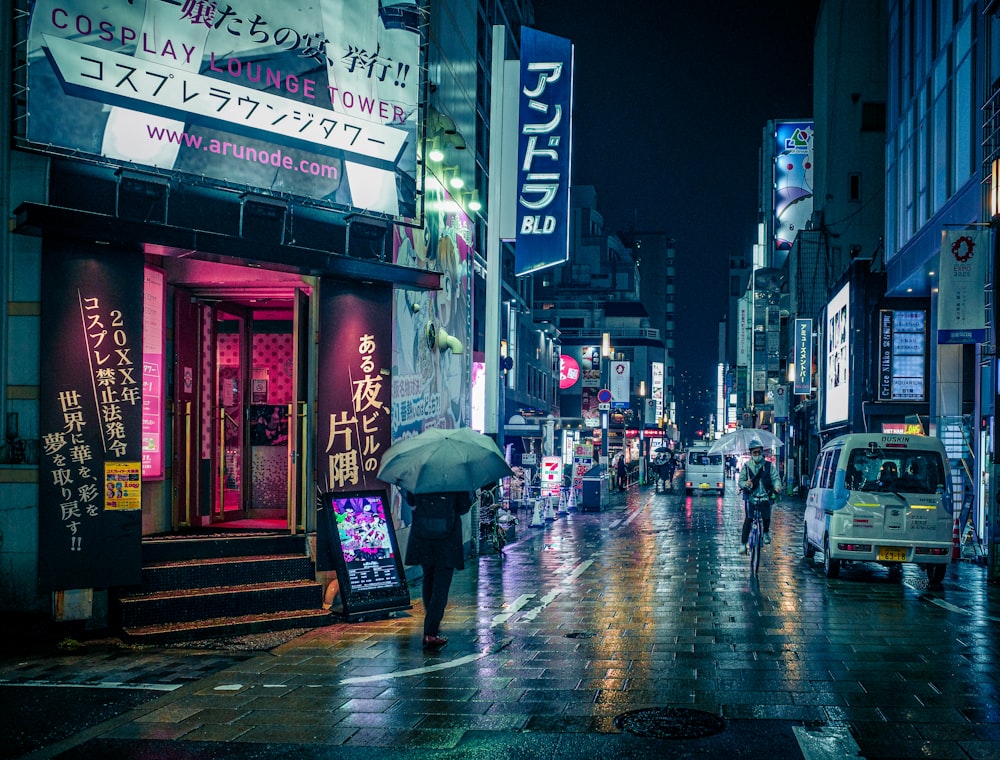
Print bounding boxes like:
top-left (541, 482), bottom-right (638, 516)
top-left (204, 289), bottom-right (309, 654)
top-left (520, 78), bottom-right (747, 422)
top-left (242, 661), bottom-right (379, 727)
top-left (762, 501), bottom-right (773, 537)
top-left (423, 564), bottom-right (455, 637)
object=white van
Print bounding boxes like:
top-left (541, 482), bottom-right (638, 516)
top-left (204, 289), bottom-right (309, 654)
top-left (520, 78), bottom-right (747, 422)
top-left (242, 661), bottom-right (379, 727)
top-left (803, 433), bottom-right (952, 584)
top-left (684, 446), bottom-right (725, 495)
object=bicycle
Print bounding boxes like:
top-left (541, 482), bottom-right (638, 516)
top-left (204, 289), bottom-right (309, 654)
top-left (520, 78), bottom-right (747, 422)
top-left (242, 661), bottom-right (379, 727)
top-left (745, 497), bottom-right (766, 576)
top-left (478, 485), bottom-right (516, 556)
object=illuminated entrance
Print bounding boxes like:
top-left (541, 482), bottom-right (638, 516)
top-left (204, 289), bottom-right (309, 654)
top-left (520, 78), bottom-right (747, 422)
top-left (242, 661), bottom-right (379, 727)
top-left (170, 262), bottom-right (310, 531)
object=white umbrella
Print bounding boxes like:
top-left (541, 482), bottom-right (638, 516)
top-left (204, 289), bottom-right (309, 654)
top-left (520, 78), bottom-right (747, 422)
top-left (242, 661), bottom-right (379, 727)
top-left (708, 429), bottom-right (784, 455)
top-left (377, 427), bottom-right (514, 494)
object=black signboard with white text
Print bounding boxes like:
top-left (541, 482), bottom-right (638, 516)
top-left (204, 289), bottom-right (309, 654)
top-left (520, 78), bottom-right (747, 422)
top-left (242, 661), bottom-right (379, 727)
top-left (38, 244), bottom-right (143, 592)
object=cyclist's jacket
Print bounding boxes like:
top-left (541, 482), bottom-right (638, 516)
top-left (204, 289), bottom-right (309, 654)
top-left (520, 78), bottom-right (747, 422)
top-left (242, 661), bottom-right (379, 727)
top-left (739, 459), bottom-right (782, 502)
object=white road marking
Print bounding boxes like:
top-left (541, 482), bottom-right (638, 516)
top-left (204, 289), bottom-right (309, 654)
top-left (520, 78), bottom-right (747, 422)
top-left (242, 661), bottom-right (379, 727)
top-left (338, 639), bottom-right (513, 685)
top-left (490, 593), bottom-right (536, 625)
top-left (793, 724), bottom-right (865, 760)
top-left (925, 595), bottom-right (1000, 623)
top-left (0, 679), bottom-right (180, 692)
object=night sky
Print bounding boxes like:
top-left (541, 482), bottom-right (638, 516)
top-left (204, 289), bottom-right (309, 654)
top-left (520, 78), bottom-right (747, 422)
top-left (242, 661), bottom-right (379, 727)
top-left (531, 1), bottom-right (820, 393)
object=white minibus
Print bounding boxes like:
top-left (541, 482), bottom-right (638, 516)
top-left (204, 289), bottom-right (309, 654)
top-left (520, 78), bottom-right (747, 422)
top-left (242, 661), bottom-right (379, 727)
top-left (684, 446), bottom-right (725, 495)
top-left (803, 433), bottom-right (952, 584)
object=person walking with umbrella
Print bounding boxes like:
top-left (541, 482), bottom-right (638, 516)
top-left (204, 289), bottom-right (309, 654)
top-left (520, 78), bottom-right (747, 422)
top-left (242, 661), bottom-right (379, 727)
top-left (377, 427), bottom-right (514, 649)
top-left (403, 489), bottom-right (472, 649)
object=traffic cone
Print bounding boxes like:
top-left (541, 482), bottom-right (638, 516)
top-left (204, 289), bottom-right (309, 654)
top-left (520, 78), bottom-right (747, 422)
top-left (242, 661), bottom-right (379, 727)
top-left (952, 517), bottom-right (960, 560)
top-left (566, 487), bottom-right (577, 511)
top-left (529, 497), bottom-right (544, 527)
top-left (544, 496), bottom-right (556, 521)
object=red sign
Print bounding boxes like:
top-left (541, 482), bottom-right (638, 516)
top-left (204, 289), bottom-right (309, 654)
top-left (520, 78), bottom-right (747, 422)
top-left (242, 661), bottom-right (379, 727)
top-left (559, 354), bottom-right (580, 389)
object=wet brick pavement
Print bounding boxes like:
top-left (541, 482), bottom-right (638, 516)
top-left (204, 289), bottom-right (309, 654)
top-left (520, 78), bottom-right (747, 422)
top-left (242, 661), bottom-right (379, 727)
top-left (5, 483), bottom-right (1000, 759)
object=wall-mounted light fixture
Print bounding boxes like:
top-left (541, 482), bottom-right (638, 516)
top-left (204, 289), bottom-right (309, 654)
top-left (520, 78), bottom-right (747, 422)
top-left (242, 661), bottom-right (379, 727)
top-left (426, 322), bottom-right (464, 354)
top-left (465, 190), bottom-right (482, 212)
top-left (442, 166), bottom-right (464, 191)
top-left (442, 131), bottom-right (466, 151)
top-left (426, 137), bottom-right (445, 163)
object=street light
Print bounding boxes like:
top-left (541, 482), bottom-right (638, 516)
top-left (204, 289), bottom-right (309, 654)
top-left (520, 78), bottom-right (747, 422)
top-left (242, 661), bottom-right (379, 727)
top-left (638, 380), bottom-right (647, 485)
top-left (601, 332), bottom-right (611, 466)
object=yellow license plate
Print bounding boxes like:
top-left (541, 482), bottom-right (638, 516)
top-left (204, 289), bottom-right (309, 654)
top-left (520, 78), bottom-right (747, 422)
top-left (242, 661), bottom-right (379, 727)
top-left (698, 483), bottom-right (710, 489)
top-left (878, 546), bottom-right (907, 562)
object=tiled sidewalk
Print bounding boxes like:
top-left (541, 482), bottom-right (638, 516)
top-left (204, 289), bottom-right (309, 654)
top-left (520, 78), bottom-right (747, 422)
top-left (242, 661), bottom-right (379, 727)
top-left (11, 486), bottom-right (1000, 759)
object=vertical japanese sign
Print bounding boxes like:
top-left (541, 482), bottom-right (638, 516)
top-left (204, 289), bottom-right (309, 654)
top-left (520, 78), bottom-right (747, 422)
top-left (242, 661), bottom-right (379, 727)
top-left (39, 246), bottom-right (143, 592)
top-left (318, 282), bottom-right (392, 493)
top-left (937, 229), bottom-right (988, 344)
top-left (516, 27), bottom-right (573, 276)
top-left (793, 318), bottom-right (812, 395)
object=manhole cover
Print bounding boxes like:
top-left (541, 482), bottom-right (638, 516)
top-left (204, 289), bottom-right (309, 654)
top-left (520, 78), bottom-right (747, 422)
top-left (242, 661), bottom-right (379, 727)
top-left (613, 707), bottom-right (726, 740)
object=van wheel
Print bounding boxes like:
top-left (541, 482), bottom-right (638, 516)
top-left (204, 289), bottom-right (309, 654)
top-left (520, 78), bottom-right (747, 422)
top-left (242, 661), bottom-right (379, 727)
top-left (888, 564), bottom-right (903, 582)
top-left (926, 564), bottom-right (946, 586)
top-left (823, 534), bottom-right (840, 578)
top-left (802, 525), bottom-right (815, 559)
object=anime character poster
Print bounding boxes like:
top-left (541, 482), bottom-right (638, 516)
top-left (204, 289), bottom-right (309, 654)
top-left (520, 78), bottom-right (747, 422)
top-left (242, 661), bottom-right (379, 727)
top-left (391, 182), bottom-right (472, 437)
top-left (389, 180), bottom-right (472, 523)
top-left (773, 121), bottom-right (814, 270)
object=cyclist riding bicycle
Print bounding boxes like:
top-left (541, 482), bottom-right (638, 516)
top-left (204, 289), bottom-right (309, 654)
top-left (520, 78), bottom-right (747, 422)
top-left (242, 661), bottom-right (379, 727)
top-left (738, 439), bottom-right (782, 554)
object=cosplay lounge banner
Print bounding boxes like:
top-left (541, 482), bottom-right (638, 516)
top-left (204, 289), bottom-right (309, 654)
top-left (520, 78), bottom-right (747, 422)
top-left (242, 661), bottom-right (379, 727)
top-left (24, 0), bottom-right (422, 220)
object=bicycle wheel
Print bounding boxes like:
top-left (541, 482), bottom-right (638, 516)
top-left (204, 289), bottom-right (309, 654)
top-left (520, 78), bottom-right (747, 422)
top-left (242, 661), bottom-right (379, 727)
top-left (491, 515), bottom-right (507, 555)
top-left (749, 520), bottom-right (761, 576)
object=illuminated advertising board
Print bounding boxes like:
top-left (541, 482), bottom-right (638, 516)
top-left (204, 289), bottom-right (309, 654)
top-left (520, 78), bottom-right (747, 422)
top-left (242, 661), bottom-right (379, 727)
top-left (24, 0), bottom-right (423, 222)
top-left (824, 284), bottom-right (850, 425)
top-left (793, 318), bottom-right (812, 395)
top-left (142, 267), bottom-right (165, 478)
top-left (878, 310), bottom-right (926, 401)
top-left (559, 354), bottom-right (580, 389)
top-left (773, 121), bottom-right (814, 270)
top-left (651, 361), bottom-right (663, 422)
top-left (317, 490), bottom-right (410, 620)
top-left (516, 27), bottom-right (573, 275)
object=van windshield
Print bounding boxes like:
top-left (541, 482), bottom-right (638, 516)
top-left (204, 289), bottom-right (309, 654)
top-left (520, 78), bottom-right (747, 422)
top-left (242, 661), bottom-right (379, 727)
top-left (688, 451), bottom-right (722, 466)
top-left (844, 448), bottom-right (946, 494)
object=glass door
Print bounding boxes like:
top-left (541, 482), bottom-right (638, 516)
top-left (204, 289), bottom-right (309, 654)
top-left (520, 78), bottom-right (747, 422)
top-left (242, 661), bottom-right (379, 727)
top-left (212, 304), bottom-right (251, 522)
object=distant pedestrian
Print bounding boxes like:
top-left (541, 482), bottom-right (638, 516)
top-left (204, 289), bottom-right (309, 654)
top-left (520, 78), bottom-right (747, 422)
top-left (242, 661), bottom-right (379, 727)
top-left (616, 455), bottom-right (628, 490)
top-left (404, 490), bottom-right (473, 649)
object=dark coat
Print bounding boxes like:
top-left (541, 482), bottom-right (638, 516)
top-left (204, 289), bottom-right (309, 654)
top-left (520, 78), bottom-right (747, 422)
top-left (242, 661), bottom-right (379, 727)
top-left (404, 491), bottom-right (473, 570)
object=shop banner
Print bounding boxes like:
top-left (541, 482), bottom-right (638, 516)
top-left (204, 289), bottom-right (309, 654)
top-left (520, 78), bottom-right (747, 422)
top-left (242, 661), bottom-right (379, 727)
top-left (937, 229), bottom-right (988, 344)
top-left (39, 245), bottom-right (143, 592)
top-left (24, 0), bottom-right (422, 221)
top-left (609, 360), bottom-right (630, 408)
top-left (516, 27), bottom-right (573, 275)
